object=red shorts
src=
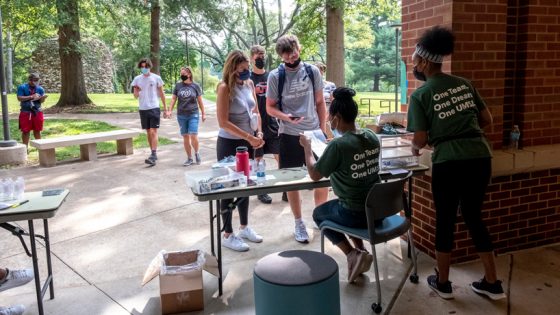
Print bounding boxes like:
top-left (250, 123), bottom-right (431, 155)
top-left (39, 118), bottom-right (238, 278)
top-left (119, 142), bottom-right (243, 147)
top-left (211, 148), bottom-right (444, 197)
top-left (19, 111), bottom-right (44, 133)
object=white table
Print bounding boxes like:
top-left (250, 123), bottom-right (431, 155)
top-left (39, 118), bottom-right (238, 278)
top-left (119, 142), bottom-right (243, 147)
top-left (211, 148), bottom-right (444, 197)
top-left (0, 190), bottom-right (69, 315)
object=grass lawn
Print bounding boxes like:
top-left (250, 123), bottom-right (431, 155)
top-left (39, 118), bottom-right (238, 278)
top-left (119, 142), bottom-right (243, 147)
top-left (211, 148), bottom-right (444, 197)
top-left (5, 93), bottom-right (217, 114)
top-left (6, 119), bottom-right (174, 164)
top-left (354, 92), bottom-right (397, 117)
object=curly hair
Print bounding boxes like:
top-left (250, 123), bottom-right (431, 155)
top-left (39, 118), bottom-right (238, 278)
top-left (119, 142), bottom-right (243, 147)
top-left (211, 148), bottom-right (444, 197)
top-left (417, 26), bottom-right (455, 57)
top-left (330, 87), bottom-right (358, 123)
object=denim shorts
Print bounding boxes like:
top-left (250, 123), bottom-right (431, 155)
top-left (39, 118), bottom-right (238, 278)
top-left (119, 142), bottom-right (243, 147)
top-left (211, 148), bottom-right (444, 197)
top-left (177, 113), bottom-right (199, 135)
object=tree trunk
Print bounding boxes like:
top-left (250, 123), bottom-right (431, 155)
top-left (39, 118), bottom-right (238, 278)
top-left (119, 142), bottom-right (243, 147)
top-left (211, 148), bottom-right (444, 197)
top-left (55, 0), bottom-right (91, 107)
top-left (373, 74), bottom-right (380, 92)
top-left (326, 1), bottom-right (344, 87)
top-left (150, 0), bottom-right (161, 74)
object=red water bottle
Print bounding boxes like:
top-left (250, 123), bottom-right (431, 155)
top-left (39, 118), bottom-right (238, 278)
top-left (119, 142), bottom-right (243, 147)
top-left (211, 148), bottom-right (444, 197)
top-left (236, 146), bottom-right (250, 177)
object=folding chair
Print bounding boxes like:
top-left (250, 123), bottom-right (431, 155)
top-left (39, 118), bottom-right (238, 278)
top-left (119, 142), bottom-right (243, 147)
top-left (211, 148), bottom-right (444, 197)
top-left (319, 171), bottom-right (418, 313)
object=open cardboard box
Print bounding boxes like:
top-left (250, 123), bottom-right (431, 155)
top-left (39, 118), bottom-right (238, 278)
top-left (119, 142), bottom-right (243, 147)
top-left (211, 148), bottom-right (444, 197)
top-left (142, 250), bottom-right (219, 314)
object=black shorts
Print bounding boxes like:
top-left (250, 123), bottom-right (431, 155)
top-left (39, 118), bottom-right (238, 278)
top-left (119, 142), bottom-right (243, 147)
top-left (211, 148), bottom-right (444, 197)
top-left (255, 134), bottom-right (280, 158)
top-left (278, 133), bottom-right (317, 168)
top-left (139, 108), bottom-right (161, 129)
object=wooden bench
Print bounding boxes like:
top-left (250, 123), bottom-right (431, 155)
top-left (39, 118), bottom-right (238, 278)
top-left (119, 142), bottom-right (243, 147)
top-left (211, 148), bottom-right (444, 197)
top-left (30, 129), bottom-right (140, 167)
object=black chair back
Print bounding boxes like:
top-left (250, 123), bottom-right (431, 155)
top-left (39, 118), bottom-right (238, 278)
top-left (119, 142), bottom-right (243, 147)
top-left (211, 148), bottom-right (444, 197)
top-left (364, 171), bottom-right (412, 234)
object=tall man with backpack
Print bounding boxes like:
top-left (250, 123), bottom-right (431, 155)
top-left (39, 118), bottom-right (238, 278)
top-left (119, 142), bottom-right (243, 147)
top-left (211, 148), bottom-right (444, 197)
top-left (266, 35), bottom-right (329, 243)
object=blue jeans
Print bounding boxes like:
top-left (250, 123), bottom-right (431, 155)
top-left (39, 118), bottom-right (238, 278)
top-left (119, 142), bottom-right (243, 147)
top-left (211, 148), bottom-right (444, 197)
top-left (313, 199), bottom-right (367, 245)
top-left (177, 113), bottom-right (199, 135)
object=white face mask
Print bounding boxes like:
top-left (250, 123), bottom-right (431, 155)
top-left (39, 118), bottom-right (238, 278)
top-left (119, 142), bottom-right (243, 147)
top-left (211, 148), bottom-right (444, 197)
top-left (329, 116), bottom-right (342, 138)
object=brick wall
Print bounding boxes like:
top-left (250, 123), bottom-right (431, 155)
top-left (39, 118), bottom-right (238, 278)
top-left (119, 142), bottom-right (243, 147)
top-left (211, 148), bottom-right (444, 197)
top-left (403, 0), bottom-right (560, 148)
top-left (410, 169), bottom-right (560, 263)
top-left (513, 2), bottom-right (560, 147)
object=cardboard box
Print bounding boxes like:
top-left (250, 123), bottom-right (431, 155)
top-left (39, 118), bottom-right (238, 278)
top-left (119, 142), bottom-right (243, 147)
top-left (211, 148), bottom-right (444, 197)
top-left (142, 250), bottom-right (219, 314)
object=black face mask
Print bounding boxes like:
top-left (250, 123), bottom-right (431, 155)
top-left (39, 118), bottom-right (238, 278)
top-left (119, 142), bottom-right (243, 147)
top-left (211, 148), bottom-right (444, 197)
top-left (180, 75), bottom-right (189, 81)
top-left (413, 66), bottom-right (427, 81)
top-left (255, 58), bottom-right (265, 70)
top-left (285, 58), bottom-right (301, 69)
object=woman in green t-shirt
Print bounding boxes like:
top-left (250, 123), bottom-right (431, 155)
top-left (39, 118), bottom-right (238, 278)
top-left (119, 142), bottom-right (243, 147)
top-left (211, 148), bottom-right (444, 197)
top-left (407, 26), bottom-right (505, 301)
top-left (299, 87), bottom-right (381, 283)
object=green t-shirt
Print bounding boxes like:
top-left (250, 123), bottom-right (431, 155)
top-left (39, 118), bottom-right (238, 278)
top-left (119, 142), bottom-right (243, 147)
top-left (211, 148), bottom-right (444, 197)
top-left (315, 129), bottom-right (380, 211)
top-left (406, 73), bottom-right (492, 164)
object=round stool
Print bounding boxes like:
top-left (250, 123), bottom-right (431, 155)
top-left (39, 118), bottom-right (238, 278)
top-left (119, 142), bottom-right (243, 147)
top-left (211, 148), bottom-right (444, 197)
top-left (253, 250), bottom-right (340, 315)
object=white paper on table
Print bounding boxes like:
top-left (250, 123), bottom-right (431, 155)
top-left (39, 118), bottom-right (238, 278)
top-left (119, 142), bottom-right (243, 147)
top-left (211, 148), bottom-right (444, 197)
top-left (303, 129), bottom-right (328, 158)
top-left (0, 202), bottom-right (15, 210)
top-left (389, 168), bottom-right (408, 175)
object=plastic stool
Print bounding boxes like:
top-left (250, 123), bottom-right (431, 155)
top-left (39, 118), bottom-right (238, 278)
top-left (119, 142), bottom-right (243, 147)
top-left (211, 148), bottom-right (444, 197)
top-left (253, 250), bottom-right (340, 315)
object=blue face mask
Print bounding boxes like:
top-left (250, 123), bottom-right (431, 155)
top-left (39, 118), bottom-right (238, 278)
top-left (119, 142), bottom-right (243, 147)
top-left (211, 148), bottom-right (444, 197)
top-left (140, 67), bottom-right (149, 75)
top-left (330, 116), bottom-right (342, 138)
top-left (238, 69), bottom-right (250, 81)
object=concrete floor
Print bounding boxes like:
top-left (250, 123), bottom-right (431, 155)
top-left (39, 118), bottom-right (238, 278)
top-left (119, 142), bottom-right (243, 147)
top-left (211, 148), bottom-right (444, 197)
top-left (1, 100), bottom-right (559, 314)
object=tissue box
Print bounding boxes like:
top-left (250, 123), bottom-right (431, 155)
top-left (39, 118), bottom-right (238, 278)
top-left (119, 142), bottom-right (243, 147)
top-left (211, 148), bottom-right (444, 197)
top-left (142, 250), bottom-right (219, 314)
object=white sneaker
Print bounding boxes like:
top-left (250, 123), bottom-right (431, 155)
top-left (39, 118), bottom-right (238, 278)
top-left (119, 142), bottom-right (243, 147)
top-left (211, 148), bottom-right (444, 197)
top-left (238, 226), bottom-right (263, 243)
top-left (222, 234), bottom-right (250, 252)
top-left (294, 221), bottom-right (309, 243)
top-left (0, 269), bottom-right (34, 292)
top-left (0, 304), bottom-right (25, 315)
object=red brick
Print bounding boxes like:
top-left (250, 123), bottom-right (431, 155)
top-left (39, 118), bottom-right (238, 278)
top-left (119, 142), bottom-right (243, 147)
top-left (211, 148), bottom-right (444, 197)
top-left (539, 191), bottom-right (557, 200)
top-left (540, 176), bottom-right (559, 185)
top-left (531, 186), bottom-right (549, 194)
top-left (520, 195), bottom-right (539, 204)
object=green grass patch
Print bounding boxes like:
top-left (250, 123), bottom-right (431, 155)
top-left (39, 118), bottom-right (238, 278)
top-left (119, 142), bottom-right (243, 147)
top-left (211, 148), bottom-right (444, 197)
top-left (6, 93), bottom-right (142, 113)
top-left (5, 118), bottom-right (174, 164)
top-left (203, 93), bottom-right (217, 102)
top-left (354, 92), bottom-right (397, 117)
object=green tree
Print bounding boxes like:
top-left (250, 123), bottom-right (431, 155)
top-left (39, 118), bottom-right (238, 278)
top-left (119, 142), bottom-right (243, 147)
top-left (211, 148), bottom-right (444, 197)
top-left (55, 0), bottom-right (92, 107)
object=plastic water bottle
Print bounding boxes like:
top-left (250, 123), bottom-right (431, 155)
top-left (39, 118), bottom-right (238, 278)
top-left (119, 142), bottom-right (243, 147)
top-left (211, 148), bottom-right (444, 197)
top-left (256, 160), bottom-right (266, 185)
top-left (2, 178), bottom-right (15, 201)
top-left (510, 125), bottom-right (520, 150)
top-left (14, 177), bottom-right (25, 200)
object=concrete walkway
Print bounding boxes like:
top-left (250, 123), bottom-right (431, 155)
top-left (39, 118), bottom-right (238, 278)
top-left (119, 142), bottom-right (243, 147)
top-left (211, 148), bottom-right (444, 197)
top-left (1, 99), bottom-right (558, 314)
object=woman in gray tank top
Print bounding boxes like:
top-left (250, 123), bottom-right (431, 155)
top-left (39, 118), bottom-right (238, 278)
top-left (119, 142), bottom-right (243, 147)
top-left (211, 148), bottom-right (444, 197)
top-left (215, 50), bottom-right (265, 252)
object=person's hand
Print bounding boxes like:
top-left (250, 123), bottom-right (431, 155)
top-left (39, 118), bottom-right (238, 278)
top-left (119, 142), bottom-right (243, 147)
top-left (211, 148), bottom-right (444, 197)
top-left (133, 85), bottom-right (141, 91)
top-left (411, 147), bottom-right (422, 156)
top-left (31, 93), bottom-right (41, 101)
top-left (299, 133), bottom-right (312, 150)
top-left (248, 135), bottom-right (265, 149)
top-left (166, 110), bottom-right (172, 119)
top-left (201, 113), bottom-right (206, 122)
top-left (286, 114), bottom-right (304, 124)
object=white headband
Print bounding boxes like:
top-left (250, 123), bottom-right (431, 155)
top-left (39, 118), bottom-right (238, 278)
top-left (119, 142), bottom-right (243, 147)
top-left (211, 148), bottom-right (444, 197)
top-left (414, 45), bottom-right (444, 63)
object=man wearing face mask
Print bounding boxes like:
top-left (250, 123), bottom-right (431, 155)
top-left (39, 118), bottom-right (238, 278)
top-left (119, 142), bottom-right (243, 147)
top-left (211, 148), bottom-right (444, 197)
top-left (17, 72), bottom-right (47, 147)
top-left (131, 58), bottom-right (167, 166)
top-left (250, 45), bottom-right (279, 204)
top-left (266, 34), bottom-right (328, 243)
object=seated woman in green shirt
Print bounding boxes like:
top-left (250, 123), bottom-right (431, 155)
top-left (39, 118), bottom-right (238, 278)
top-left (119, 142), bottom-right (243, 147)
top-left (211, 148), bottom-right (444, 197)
top-left (299, 87), bottom-right (381, 283)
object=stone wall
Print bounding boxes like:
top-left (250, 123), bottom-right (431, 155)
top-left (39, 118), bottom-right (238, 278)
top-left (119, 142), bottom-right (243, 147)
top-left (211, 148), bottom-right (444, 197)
top-left (31, 38), bottom-right (115, 93)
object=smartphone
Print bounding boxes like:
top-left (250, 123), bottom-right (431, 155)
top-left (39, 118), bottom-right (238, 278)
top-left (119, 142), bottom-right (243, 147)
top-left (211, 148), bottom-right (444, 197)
top-left (289, 116), bottom-right (301, 120)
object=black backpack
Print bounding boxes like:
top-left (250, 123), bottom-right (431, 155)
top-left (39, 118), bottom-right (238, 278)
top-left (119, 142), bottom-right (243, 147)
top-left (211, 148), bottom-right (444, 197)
top-left (277, 62), bottom-right (316, 112)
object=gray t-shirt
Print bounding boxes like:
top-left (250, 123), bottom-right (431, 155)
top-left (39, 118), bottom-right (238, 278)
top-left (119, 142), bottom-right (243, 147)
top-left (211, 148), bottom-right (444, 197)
top-left (266, 63), bottom-right (324, 136)
top-left (218, 83), bottom-right (256, 139)
top-left (173, 82), bottom-right (202, 115)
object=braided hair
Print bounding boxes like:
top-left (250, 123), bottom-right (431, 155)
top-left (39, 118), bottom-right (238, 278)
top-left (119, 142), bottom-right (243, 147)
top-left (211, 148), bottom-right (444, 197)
top-left (329, 87), bottom-right (358, 123)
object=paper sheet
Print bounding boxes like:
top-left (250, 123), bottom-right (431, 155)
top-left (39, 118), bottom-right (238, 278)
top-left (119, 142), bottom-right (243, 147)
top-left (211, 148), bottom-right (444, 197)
top-left (303, 129), bottom-right (328, 158)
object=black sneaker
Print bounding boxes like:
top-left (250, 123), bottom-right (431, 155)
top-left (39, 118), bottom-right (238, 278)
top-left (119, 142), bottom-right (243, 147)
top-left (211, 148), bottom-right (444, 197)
top-left (145, 155), bottom-right (156, 166)
top-left (282, 192), bottom-right (288, 202)
top-left (258, 194), bottom-right (272, 204)
top-left (471, 278), bottom-right (506, 300)
top-left (427, 269), bottom-right (453, 299)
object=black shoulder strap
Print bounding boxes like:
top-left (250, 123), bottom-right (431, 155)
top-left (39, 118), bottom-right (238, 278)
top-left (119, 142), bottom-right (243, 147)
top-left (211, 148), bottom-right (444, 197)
top-left (304, 63), bottom-right (316, 105)
top-left (277, 64), bottom-right (286, 112)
